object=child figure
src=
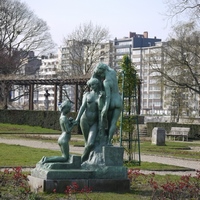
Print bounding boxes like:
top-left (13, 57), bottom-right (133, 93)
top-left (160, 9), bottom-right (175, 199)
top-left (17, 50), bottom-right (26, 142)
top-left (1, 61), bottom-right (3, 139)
top-left (41, 100), bottom-right (74, 164)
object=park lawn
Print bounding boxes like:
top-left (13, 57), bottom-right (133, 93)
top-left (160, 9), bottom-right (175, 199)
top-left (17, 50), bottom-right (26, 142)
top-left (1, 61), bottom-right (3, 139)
top-left (0, 143), bottom-right (187, 200)
top-left (0, 124), bottom-right (199, 199)
top-left (0, 143), bottom-right (60, 167)
top-left (140, 140), bottom-right (200, 160)
top-left (0, 123), bottom-right (60, 134)
top-left (0, 143), bottom-right (188, 171)
top-left (0, 123), bottom-right (200, 160)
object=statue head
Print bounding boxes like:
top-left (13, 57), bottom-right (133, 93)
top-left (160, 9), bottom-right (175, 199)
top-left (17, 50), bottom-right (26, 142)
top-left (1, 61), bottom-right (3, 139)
top-left (93, 63), bottom-right (108, 77)
top-left (87, 77), bottom-right (100, 91)
top-left (87, 77), bottom-right (99, 87)
top-left (58, 100), bottom-right (71, 113)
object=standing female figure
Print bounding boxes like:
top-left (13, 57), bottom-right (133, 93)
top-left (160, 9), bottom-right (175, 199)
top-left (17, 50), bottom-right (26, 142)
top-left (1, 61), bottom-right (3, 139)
top-left (75, 78), bottom-right (101, 163)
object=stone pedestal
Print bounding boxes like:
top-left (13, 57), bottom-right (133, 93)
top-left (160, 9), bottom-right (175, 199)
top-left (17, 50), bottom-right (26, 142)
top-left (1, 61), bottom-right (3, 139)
top-left (151, 127), bottom-right (166, 146)
top-left (28, 147), bottom-right (130, 193)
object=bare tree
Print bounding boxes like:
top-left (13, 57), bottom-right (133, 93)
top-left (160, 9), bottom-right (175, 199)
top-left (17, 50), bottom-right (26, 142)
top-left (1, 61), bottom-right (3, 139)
top-left (151, 22), bottom-right (200, 119)
top-left (0, 0), bottom-right (55, 73)
top-left (61, 22), bottom-right (110, 107)
top-left (164, 0), bottom-right (200, 22)
top-left (62, 21), bottom-right (110, 76)
top-left (158, 22), bottom-right (200, 93)
top-left (0, 0), bottom-right (55, 108)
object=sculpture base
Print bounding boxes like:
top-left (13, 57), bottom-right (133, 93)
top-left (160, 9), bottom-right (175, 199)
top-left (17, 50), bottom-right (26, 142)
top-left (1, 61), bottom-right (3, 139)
top-left (29, 146), bottom-right (130, 193)
top-left (28, 176), bottom-right (130, 193)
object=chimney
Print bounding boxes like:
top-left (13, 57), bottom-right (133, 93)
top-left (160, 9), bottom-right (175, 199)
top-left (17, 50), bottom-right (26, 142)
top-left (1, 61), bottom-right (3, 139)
top-left (129, 32), bottom-right (136, 38)
top-left (143, 31), bottom-right (148, 38)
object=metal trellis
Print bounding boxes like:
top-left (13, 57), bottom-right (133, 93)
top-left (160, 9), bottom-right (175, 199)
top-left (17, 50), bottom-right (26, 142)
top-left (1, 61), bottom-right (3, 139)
top-left (120, 70), bottom-right (141, 165)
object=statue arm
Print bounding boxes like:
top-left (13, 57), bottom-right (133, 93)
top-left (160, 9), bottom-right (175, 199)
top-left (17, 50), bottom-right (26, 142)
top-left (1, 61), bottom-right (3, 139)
top-left (75, 93), bottom-right (87, 122)
top-left (102, 80), bottom-right (111, 114)
top-left (62, 118), bottom-right (71, 134)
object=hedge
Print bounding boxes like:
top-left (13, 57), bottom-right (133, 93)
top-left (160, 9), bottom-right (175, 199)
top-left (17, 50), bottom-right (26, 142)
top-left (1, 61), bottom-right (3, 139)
top-left (0, 109), bottom-right (77, 132)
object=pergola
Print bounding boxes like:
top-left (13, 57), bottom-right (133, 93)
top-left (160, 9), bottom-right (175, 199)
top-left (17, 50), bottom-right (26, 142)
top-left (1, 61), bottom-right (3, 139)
top-left (0, 77), bottom-right (89, 111)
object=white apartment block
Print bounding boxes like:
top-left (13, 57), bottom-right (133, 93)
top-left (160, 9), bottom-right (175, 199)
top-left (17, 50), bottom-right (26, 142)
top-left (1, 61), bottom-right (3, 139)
top-left (132, 42), bottom-right (200, 118)
top-left (35, 53), bottom-right (62, 110)
top-left (132, 42), bottom-right (166, 115)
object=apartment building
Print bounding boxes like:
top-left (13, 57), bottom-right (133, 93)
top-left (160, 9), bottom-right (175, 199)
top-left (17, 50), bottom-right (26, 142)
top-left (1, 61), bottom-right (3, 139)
top-left (132, 42), bottom-right (165, 115)
top-left (131, 41), bottom-right (199, 118)
top-left (36, 53), bottom-right (61, 110)
top-left (113, 32), bottom-right (164, 115)
top-left (10, 51), bottom-right (41, 109)
top-left (113, 31), bottom-right (161, 70)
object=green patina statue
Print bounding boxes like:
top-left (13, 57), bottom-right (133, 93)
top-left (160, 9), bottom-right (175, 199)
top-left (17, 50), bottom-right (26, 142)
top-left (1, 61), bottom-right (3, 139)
top-left (31, 64), bottom-right (127, 191)
top-left (73, 63), bottom-right (123, 164)
top-left (75, 78), bottom-right (103, 163)
top-left (41, 100), bottom-right (74, 164)
top-left (92, 63), bottom-right (122, 145)
top-left (40, 63), bottom-right (122, 165)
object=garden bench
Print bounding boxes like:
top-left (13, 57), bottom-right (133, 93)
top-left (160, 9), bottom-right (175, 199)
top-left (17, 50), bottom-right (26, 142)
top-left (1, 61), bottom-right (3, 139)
top-left (167, 127), bottom-right (190, 141)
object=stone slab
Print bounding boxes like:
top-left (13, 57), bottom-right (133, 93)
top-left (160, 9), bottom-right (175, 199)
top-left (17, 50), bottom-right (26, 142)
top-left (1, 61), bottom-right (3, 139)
top-left (31, 168), bottom-right (94, 179)
top-left (28, 175), bottom-right (44, 193)
top-left (93, 166), bottom-right (128, 179)
top-left (28, 175), bottom-right (130, 193)
top-left (36, 154), bottom-right (81, 170)
top-left (89, 179), bottom-right (130, 193)
top-left (103, 146), bottom-right (124, 166)
top-left (45, 179), bottom-right (89, 193)
top-left (151, 127), bottom-right (166, 146)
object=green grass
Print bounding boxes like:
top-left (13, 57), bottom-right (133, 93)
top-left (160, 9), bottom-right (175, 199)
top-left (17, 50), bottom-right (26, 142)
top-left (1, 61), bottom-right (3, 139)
top-left (0, 123), bottom-right (60, 134)
top-left (38, 191), bottom-right (139, 200)
top-left (140, 140), bottom-right (200, 160)
top-left (0, 143), bottom-right (60, 167)
top-left (0, 143), bottom-right (190, 171)
top-left (0, 123), bottom-right (199, 199)
top-left (0, 123), bottom-right (199, 167)
top-left (125, 161), bottom-right (190, 171)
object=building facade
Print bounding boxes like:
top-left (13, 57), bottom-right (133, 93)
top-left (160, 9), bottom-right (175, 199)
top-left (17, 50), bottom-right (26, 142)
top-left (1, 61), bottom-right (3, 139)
top-left (36, 53), bottom-right (61, 110)
top-left (131, 42), bottom-right (165, 115)
top-left (113, 31), bottom-right (161, 70)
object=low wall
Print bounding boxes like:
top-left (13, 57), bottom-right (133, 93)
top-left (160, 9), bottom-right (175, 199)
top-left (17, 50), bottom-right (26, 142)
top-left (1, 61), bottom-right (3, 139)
top-left (146, 122), bottom-right (200, 140)
top-left (0, 110), bottom-right (77, 131)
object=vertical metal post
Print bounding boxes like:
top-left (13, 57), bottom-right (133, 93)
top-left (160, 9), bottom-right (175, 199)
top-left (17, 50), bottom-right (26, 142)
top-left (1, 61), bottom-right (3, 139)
top-left (75, 83), bottom-right (78, 112)
top-left (120, 71), bottom-right (125, 147)
top-left (54, 84), bottom-right (57, 111)
top-left (59, 85), bottom-right (62, 103)
top-left (29, 84), bottom-right (34, 110)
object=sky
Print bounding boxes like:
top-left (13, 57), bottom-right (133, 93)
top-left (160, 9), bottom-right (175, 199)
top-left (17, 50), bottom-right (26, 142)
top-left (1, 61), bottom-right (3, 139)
top-left (22, 0), bottom-right (172, 47)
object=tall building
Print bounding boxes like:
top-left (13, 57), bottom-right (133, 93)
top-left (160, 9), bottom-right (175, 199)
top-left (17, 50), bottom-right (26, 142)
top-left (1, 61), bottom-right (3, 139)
top-left (113, 31), bottom-right (163, 115)
top-left (36, 52), bottom-right (61, 110)
top-left (132, 42), bottom-right (165, 115)
top-left (113, 31), bottom-right (161, 69)
top-left (10, 51), bottom-right (41, 109)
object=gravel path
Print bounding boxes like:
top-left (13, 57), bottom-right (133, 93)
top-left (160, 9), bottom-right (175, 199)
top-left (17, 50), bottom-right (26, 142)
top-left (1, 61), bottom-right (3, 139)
top-left (0, 137), bottom-right (199, 176)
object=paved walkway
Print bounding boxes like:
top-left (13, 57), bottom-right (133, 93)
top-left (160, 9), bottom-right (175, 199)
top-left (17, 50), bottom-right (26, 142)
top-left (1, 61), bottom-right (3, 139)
top-left (0, 136), bottom-right (199, 176)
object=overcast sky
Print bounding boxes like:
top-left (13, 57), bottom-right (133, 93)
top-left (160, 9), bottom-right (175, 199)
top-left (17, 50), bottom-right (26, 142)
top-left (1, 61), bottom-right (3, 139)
top-left (22, 0), bottom-right (172, 46)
